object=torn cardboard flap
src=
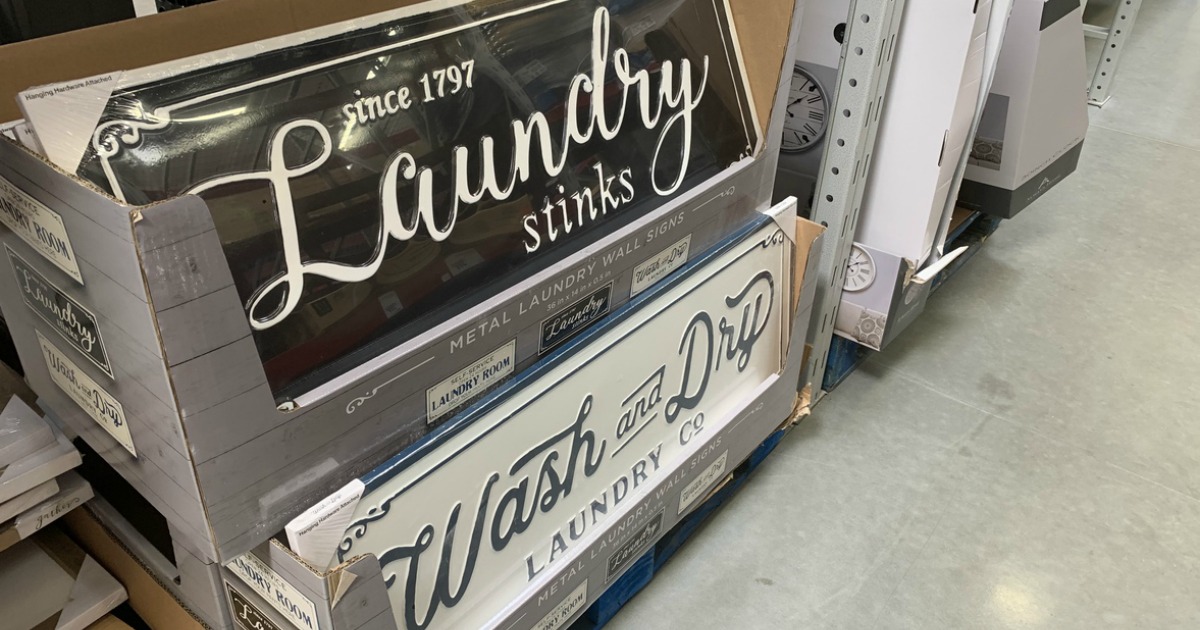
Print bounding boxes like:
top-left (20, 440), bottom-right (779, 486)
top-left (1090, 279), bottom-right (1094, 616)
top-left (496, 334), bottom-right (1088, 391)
top-left (328, 565), bottom-right (359, 609)
top-left (792, 215), bottom-right (825, 317)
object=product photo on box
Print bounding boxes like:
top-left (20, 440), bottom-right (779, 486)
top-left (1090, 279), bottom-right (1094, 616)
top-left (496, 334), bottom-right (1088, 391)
top-left (959, 0), bottom-right (1089, 217)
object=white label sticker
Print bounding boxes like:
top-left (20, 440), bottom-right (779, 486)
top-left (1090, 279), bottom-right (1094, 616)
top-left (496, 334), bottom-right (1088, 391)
top-left (0, 176), bottom-right (83, 284)
top-left (534, 581), bottom-right (588, 630)
top-left (678, 450), bottom-right (728, 515)
top-left (426, 340), bottom-right (516, 423)
top-left (227, 551), bottom-right (321, 630)
top-left (631, 234), bottom-right (691, 297)
top-left (37, 330), bottom-right (135, 456)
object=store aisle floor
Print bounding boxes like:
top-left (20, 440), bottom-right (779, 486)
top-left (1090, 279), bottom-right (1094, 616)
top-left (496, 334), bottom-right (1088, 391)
top-left (609, 2), bottom-right (1200, 628)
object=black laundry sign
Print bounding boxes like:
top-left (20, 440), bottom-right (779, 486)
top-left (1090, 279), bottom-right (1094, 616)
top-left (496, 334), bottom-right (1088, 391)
top-left (76, 0), bottom-right (757, 398)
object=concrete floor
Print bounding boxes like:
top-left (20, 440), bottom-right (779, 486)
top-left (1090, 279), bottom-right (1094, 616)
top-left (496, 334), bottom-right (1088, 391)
top-left (610, 2), bottom-right (1200, 628)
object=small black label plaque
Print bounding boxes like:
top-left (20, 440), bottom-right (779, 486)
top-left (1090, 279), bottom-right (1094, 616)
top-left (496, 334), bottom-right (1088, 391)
top-left (226, 583), bottom-right (285, 630)
top-left (8, 246), bottom-right (112, 378)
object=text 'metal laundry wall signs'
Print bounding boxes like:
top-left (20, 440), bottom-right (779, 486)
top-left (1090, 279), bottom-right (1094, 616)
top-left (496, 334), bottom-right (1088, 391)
top-left (312, 217), bottom-right (790, 630)
top-left (48, 0), bottom-right (758, 403)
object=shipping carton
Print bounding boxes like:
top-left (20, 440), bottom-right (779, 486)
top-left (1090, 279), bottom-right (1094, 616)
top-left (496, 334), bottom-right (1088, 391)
top-left (959, 0), bottom-right (1088, 217)
top-left (836, 0), bottom-right (1001, 350)
top-left (218, 207), bottom-right (823, 630)
top-left (0, 0), bottom-right (798, 563)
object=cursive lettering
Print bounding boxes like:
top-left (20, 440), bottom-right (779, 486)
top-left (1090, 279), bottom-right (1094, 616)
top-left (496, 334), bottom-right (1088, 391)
top-left (184, 7), bottom-right (709, 331)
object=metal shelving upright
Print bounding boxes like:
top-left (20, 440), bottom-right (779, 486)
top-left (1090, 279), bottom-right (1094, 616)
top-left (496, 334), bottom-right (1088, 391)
top-left (801, 0), bottom-right (907, 399)
top-left (1084, 0), bottom-right (1143, 107)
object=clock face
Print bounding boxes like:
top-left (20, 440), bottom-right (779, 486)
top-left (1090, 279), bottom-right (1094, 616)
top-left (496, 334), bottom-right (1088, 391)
top-left (782, 66), bottom-right (828, 153)
top-left (844, 245), bottom-right (876, 292)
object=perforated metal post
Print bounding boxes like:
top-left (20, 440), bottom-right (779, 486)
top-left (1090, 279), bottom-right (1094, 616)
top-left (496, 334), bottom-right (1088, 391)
top-left (1087, 0), bottom-right (1142, 107)
top-left (802, 0), bottom-right (906, 398)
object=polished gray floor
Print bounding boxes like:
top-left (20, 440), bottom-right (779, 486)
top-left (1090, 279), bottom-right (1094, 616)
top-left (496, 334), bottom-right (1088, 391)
top-left (610, 3), bottom-right (1200, 628)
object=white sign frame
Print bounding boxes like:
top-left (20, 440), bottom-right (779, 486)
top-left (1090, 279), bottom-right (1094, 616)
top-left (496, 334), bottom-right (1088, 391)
top-left (334, 219), bottom-right (790, 630)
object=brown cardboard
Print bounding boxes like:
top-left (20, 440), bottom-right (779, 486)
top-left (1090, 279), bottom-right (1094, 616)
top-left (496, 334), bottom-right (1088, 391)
top-left (64, 507), bottom-right (207, 630)
top-left (0, 0), bottom-right (790, 132)
top-left (0, 359), bottom-right (38, 412)
top-left (87, 614), bottom-right (135, 630)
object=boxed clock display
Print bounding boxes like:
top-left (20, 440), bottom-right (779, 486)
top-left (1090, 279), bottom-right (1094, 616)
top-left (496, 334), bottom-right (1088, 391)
top-left (0, 0), bottom-right (797, 564)
top-left (854, 0), bottom-right (993, 269)
top-left (959, 0), bottom-right (1088, 218)
top-left (836, 0), bottom-right (1009, 351)
top-left (772, 0), bottom-right (844, 213)
top-left (218, 202), bottom-right (823, 630)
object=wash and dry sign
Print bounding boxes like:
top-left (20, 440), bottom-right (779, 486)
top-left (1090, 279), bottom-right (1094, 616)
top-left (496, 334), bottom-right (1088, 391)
top-left (330, 220), bottom-right (789, 629)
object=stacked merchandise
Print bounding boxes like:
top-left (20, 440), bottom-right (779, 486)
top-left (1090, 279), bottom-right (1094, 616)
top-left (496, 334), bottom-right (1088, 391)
top-left (789, 0), bottom-right (1088, 351)
top-left (960, 0), bottom-right (1089, 217)
top-left (0, 397), bottom-right (123, 629)
top-left (0, 397), bottom-right (92, 551)
top-left (0, 527), bottom-right (128, 630)
top-left (833, 0), bottom-right (1017, 350)
top-left (0, 0), bottom-right (820, 628)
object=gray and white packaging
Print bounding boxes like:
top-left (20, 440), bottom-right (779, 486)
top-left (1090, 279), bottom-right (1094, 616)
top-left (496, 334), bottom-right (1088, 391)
top-left (0, 405), bottom-right (54, 469)
top-left (959, 0), bottom-right (1088, 217)
top-left (0, 478), bottom-right (58, 523)
top-left (0, 398), bottom-right (80, 504)
top-left (855, 0), bottom-right (993, 267)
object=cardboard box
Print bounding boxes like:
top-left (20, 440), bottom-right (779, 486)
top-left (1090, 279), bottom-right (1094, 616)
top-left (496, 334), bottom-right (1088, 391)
top-left (855, 0), bottom-right (992, 268)
top-left (63, 504), bottom-right (209, 630)
top-left (66, 495), bottom-right (232, 629)
top-left (836, 0), bottom-right (1004, 351)
top-left (218, 209), bottom-right (824, 630)
top-left (0, 0), bottom-right (797, 563)
top-left (959, 0), bottom-right (1088, 218)
top-left (0, 526), bottom-right (127, 630)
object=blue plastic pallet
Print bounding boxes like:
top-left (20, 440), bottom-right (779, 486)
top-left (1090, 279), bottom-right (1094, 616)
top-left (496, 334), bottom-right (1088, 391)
top-left (573, 428), bottom-right (790, 629)
top-left (822, 211), bottom-right (1003, 389)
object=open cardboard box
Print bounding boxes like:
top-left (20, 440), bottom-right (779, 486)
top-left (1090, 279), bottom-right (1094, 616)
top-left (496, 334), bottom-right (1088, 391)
top-left (0, 0), bottom-right (802, 567)
top-left (220, 212), bottom-right (823, 630)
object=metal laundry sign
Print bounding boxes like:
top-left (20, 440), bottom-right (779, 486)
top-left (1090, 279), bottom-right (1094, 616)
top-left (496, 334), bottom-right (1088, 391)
top-left (323, 218), bottom-right (789, 630)
top-left (62, 0), bottom-right (758, 398)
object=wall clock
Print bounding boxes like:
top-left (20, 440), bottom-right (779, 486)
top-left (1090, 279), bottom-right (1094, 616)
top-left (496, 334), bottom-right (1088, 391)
top-left (844, 245), bottom-right (876, 292)
top-left (781, 64), bottom-right (829, 153)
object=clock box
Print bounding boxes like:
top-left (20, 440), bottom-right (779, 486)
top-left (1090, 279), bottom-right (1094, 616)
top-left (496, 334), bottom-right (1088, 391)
top-left (959, 0), bottom-right (1088, 218)
top-left (216, 205), bottom-right (824, 630)
top-left (772, 0), bottom-right (845, 213)
top-left (0, 0), bottom-right (800, 566)
top-left (836, 0), bottom-right (1008, 351)
top-left (854, 0), bottom-right (993, 269)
